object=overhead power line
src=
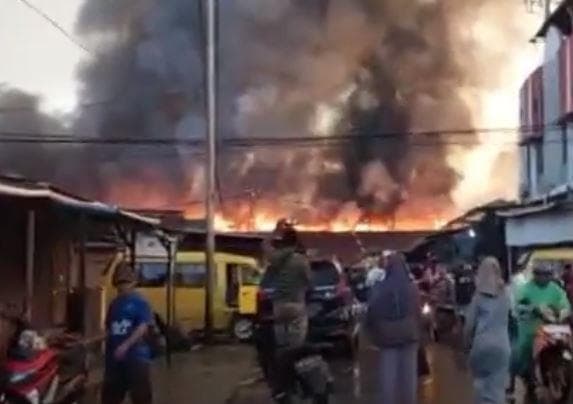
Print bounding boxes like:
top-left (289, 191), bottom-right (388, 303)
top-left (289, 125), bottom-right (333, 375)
top-left (0, 123), bottom-right (559, 147)
top-left (14, 0), bottom-right (94, 56)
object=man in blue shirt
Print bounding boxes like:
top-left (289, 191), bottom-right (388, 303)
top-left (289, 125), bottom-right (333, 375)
top-left (102, 264), bottom-right (154, 404)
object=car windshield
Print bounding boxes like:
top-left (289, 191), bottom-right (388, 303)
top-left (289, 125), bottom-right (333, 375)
top-left (310, 261), bottom-right (340, 286)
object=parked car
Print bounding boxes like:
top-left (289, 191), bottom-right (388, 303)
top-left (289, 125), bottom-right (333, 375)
top-left (258, 259), bottom-right (359, 356)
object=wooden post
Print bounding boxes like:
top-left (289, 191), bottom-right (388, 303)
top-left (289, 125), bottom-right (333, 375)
top-left (24, 210), bottom-right (36, 323)
top-left (79, 214), bottom-right (88, 334)
top-left (129, 229), bottom-right (136, 271)
top-left (204, 0), bottom-right (219, 341)
top-left (506, 246), bottom-right (514, 282)
top-left (165, 237), bottom-right (176, 367)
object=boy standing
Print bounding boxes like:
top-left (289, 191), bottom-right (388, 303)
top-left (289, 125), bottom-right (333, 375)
top-left (102, 264), bottom-right (153, 404)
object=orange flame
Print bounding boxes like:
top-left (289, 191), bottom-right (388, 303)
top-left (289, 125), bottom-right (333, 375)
top-left (103, 179), bottom-right (453, 232)
top-left (184, 198), bottom-right (449, 232)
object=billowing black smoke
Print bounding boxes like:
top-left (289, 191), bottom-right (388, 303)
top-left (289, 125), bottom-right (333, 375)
top-left (0, 0), bottom-right (528, 226)
top-left (339, 1), bottom-right (475, 215)
top-left (0, 87), bottom-right (70, 181)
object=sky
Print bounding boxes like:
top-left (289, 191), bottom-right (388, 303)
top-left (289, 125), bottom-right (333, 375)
top-left (0, 0), bottom-right (84, 113)
top-left (0, 0), bottom-right (546, 118)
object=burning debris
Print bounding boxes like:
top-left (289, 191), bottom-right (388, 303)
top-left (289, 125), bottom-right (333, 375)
top-left (0, 0), bottom-right (539, 231)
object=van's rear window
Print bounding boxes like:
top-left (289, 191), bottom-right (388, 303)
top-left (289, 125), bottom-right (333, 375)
top-left (137, 263), bottom-right (167, 287)
top-left (136, 262), bottom-right (206, 288)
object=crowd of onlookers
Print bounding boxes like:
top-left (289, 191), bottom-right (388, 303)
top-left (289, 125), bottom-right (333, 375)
top-left (361, 250), bottom-right (573, 404)
top-left (5, 217), bottom-right (573, 404)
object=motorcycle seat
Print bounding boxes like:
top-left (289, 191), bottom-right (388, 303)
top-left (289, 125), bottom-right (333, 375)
top-left (541, 324), bottom-right (572, 336)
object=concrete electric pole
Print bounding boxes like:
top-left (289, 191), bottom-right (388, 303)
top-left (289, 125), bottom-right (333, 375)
top-left (204, 0), bottom-right (217, 340)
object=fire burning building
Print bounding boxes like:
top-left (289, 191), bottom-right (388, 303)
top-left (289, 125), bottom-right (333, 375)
top-left (0, 0), bottom-right (540, 232)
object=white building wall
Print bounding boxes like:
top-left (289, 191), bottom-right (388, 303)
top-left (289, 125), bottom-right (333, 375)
top-left (507, 19), bottom-right (573, 249)
top-left (505, 208), bottom-right (573, 247)
top-left (565, 123), bottom-right (573, 184)
top-left (545, 27), bottom-right (562, 60)
top-left (519, 143), bottom-right (540, 199)
top-left (542, 127), bottom-right (566, 191)
top-left (537, 27), bottom-right (568, 195)
top-left (519, 144), bottom-right (529, 197)
top-left (529, 143), bottom-right (538, 197)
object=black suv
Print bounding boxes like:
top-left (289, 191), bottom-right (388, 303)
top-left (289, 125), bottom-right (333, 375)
top-left (258, 259), bottom-right (359, 355)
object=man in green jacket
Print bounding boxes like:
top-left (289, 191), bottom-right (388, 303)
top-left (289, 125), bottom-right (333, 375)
top-left (267, 226), bottom-right (312, 348)
top-left (515, 265), bottom-right (571, 393)
top-left (262, 225), bottom-right (312, 404)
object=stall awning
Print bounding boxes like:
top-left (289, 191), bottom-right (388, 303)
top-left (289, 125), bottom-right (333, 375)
top-left (0, 176), bottom-right (160, 228)
top-left (497, 202), bottom-right (557, 218)
top-left (502, 202), bottom-right (573, 247)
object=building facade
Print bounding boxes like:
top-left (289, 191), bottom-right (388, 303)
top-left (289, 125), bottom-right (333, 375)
top-left (505, 0), bottom-right (573, 250)
top-left (520, 18), bottom-right (573, 199)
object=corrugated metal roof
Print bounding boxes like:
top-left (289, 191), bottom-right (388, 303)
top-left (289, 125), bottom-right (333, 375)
top-left (118, 210), bottom-right (161, 226)
top-left (442, 199), bottom-right (515, 230)
top-left (0, 176), bottom-right (160, 227)
top-left (496, 202), bottom-right (557, 218)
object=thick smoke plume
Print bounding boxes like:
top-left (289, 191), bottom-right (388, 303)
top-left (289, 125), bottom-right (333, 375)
top-left (0, 87), bottom-right (69, 181)
top-left (0, 0), bottom-right (537, 230)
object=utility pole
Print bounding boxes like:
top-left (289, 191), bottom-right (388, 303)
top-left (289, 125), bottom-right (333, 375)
top-left (204, 0), bottom-right (217, 340)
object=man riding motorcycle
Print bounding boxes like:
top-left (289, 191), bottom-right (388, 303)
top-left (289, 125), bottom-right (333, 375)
top-left (262, 223), bottom-right (313, 404)
top-left (515, 265), bottom-right (571, 397)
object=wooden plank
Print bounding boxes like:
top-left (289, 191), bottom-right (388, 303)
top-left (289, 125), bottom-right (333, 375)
top-left (166, 238), bottom-right (176, 367)
top-left (25, 210), bottom-right (35, 323)
top-left (79, 214), bottom-right (87, 334)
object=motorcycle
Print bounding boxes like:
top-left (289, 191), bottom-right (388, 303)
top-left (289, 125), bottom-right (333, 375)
top-left (254, 315), bottom-right (333, 404)
top-left (521, 303), bottom-right (573, 404)
top-left (0, 319), bottom-right (87, 404)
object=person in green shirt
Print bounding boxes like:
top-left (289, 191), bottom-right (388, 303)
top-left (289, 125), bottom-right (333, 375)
top-left (514, 265), bottom-right (571, 393)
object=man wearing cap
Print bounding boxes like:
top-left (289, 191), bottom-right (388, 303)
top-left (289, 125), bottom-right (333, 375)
top-left (267, 226), bottom-right (311, 348)
top-left (102, 264), bottom-right (154, 404)
top-left (263, 223), bottom-right (311, 404)
top-left (514, 264), bottom-right (571, 393)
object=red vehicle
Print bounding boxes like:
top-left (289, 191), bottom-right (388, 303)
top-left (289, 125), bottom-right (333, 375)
top-left (0, 330), bottom-right (87, 404)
